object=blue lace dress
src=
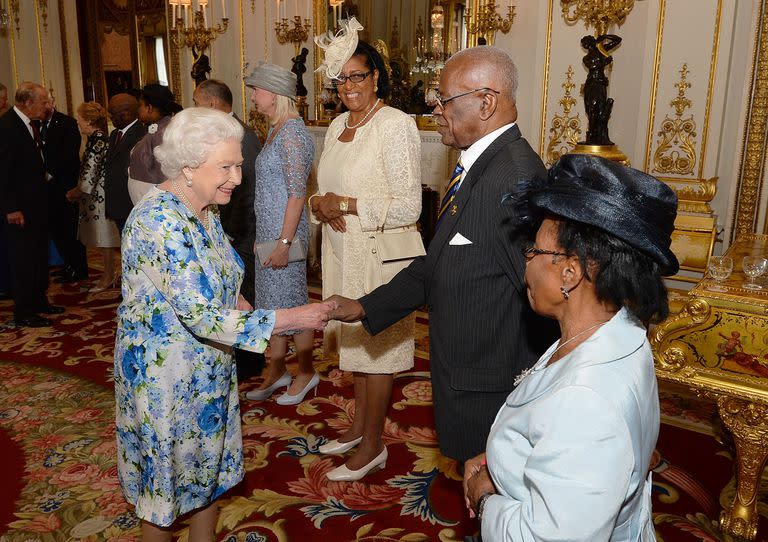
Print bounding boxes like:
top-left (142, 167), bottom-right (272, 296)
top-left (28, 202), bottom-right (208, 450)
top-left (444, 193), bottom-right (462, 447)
top-left (253, 118), bottom-right (313, 335)
top-left (115, 188), bottom-right (275, 526)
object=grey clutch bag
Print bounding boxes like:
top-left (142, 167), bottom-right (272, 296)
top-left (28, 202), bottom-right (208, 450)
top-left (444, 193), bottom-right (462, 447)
top-left (255, 239), bottom-right (307, 266)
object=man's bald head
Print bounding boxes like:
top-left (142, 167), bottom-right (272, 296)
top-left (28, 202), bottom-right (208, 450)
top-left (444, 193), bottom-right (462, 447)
top-left (193, 79), bottom-right (233, 113)
top-left (434, 46), bottom-right (519, 149)
top-left (446, 46), bottom-right (518, 104)
top-left (108, 93), bottom-right (139, 129)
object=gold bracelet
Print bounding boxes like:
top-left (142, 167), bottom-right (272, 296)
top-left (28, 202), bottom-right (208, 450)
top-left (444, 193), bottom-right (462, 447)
top-left (307, 194), bottom-right (320, 208)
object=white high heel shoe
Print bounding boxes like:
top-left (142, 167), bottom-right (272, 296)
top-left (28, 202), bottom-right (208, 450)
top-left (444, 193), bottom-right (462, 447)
top-left (245, 372), bottom-right (292, 401)
top-left (318, 436), bottom-right (363, 455)
top-left (275, 372), bottom-right (320, 405)
top-left (326, 447), bottom-right (388, 482)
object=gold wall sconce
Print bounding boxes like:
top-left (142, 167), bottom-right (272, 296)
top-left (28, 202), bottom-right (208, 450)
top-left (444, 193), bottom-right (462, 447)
top-left (465, 0), bottom-right (515, 46)
top-left (275, 16), bottom-right (312, 55)
top-left (561, 0), bottom-right (635, 37)
top-left (168, 0), bottom-right (229, 51)
top-left (274, 0), bottom-right (312, 55)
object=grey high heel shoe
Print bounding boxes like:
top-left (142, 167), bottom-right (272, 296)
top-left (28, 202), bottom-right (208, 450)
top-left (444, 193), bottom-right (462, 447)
top-left (245, 372), bottom-right (292, 401)
top-left (275, 372), bottom-right (320, 405)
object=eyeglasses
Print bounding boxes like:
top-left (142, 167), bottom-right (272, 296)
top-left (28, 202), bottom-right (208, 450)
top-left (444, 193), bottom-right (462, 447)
top-left (522, 246), bottom-right (570, 262)
top-left (433, 87), bottom-right (500, 109)
top-left (331, 71), bottom-right (373, 86)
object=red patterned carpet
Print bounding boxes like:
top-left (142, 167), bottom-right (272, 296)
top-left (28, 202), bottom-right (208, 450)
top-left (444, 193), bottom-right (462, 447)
top-left (1, 265), bottom-right (766, 541)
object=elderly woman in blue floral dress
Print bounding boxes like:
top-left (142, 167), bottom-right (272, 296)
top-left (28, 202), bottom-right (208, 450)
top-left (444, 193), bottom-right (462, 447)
top-left (114, 107), bottom-right (331, 541)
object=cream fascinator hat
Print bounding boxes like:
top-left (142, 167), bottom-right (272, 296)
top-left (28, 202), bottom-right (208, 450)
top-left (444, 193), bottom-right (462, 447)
top-left (314, 16), bottom-right (364, 79)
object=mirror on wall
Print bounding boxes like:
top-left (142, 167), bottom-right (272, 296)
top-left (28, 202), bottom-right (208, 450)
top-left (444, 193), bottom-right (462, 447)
top-left (78, 0), bottom-right (178, 106)
top-left (136, 8), bottom-right (170, 88)
top-left (314, 0), bottom-right (467, 121)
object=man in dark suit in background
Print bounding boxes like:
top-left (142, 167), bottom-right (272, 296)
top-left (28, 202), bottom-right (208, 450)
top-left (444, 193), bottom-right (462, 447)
top-left (104, 93), bottom-right (146, 234)
top-left (0, 82), bottom-right (62, 327)
top-left (193, 78), bottom-right (266, 379)
top-left (42, 93), bottom-right (86, 283)
top-left (321, 47), bottom-right (555, 462)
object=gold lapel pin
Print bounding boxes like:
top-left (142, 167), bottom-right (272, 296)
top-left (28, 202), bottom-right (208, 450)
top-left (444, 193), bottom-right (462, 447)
top-left (450, 204), bottom-right (458, 215)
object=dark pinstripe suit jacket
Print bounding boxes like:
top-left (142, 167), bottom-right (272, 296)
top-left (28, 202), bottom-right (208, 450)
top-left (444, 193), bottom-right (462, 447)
top-left (360, 125), bottom-right (556, 461)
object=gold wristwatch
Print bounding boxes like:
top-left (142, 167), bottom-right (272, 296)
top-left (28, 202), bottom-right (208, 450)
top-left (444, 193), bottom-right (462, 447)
top-left (279, 237), bottom-right (292, 246)
top-left (339, 196), bottom-right (349, 214)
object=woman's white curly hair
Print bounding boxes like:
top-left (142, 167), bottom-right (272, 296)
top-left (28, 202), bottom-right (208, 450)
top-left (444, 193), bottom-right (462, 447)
top-left (154, 108), bottom-right (244, 180)
top-left (314, 16), bottom-right (364, 79)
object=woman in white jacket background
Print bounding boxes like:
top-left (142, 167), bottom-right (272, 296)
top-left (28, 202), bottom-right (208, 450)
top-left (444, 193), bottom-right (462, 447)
top-left (463, 154), bottom-right (679, 541)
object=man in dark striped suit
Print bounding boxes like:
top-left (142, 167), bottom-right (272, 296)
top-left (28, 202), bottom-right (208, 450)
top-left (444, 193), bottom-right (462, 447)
top-left (327, 46), bottom-right (555, 462)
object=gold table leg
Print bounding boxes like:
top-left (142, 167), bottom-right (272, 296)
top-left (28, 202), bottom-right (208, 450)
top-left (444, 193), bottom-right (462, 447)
top-left (716, 396), bottom-right (768, 540)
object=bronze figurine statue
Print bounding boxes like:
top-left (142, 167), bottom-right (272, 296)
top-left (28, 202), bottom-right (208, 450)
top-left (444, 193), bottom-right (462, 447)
top-left (292, 47), bottom-right (309, 97)
top-left (191, 46), bottom-right (211, 87)
top-left (580, 34), bottom-right (621, 145)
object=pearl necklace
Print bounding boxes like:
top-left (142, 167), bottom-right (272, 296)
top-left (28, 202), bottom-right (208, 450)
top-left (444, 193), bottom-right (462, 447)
top-left (513, 319), bottom-right (610, 387)
top-left (172, 179), bottom-right (209, 230)
top-left (345, 98), bottom-right (381, 130)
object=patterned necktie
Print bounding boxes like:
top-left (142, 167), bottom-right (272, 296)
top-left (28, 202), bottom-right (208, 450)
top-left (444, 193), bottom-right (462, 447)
top-left (30, 120), bottom-right (43, 150)
top-left (39, 119), bottom-right (49, 142)
top-left (437, 160), bottom-right (464, 226)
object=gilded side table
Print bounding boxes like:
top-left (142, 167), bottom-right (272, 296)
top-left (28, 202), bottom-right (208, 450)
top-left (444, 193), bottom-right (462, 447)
top-left (651, 234), bottom-right (768, 540)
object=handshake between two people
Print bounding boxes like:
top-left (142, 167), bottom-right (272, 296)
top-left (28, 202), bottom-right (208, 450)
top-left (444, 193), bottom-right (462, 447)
top-left (266, 295), bottom-right (366, 334)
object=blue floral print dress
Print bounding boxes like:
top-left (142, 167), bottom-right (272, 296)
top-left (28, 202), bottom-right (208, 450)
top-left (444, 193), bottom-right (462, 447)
top-left (114, 188), bottom-right (275, 526)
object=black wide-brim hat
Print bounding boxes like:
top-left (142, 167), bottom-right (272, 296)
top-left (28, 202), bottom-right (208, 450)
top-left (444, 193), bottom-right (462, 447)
top-left (528, 154), bottom-right (680, 275)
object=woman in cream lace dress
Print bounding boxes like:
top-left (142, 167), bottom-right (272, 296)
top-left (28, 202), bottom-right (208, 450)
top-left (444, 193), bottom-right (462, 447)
top-left (311, 25), bottom-right (422, 482)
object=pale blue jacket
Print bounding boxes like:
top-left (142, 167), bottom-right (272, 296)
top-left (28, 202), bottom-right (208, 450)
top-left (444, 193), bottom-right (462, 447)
top-left (483, 307), bottom-right (658, 541)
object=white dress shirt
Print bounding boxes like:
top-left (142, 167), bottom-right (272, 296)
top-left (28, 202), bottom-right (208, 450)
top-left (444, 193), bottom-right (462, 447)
top-left (456, 122), bottom-right (516, 189)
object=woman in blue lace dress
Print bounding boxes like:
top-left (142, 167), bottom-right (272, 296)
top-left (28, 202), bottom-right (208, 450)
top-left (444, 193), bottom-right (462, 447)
top-left (114, 108), bottom-right (330, 541)
top-left (243, 62), bottom-right (318, 406)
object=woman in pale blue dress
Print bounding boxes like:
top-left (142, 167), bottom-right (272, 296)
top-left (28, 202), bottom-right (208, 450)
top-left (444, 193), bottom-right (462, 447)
top-left (243, 62), bottom-right (318, 406)
top-left (114, 108), bottom-right (330, 541)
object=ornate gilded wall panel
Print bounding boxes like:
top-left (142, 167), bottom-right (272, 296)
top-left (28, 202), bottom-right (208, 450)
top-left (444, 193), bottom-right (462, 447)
top-left (34, 0), bottom-right (45, 84)
top-left (733, 0), bottom-right (768, 237)
top-left (536, 0), bottom-right (555, 159)
top-left (545, 65), bottom-right (581, 166)
top-left (643, 0), bottom-right (722, 180)
top-left (652, 63), bottom-right (697, 176)
top-left (57, 0), bottom-right (73, 114)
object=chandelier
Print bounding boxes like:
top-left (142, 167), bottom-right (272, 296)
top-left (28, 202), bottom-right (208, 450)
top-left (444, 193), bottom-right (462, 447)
top-left (412, 3), bottom-right (447, 77)
top-left (168, 0), bottom-right (229, 51)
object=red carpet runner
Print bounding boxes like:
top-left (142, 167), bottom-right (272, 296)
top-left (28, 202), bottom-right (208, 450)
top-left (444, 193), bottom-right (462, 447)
top-left (0, 273), bottom-right (765, 541)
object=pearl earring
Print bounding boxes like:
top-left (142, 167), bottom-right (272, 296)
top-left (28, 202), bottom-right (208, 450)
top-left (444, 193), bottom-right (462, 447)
top-left (186, 177), bottom-right (193, 187)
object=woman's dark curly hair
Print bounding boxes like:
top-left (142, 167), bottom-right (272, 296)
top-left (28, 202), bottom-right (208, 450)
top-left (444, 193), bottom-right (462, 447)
top-left (550, 217), bottom-right (670, 324)
top-left (351, 40), bottom-right (391, 99)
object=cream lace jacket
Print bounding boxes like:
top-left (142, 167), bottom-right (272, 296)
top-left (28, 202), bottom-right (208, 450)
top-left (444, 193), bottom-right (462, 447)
top-left (314, 106), bottom-right (422, 372)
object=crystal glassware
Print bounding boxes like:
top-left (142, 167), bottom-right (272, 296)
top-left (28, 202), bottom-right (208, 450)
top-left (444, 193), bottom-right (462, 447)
top-left (707, 255), bottom-right (733, 291)
top-left (741, 256), bottom-right (768, 290)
